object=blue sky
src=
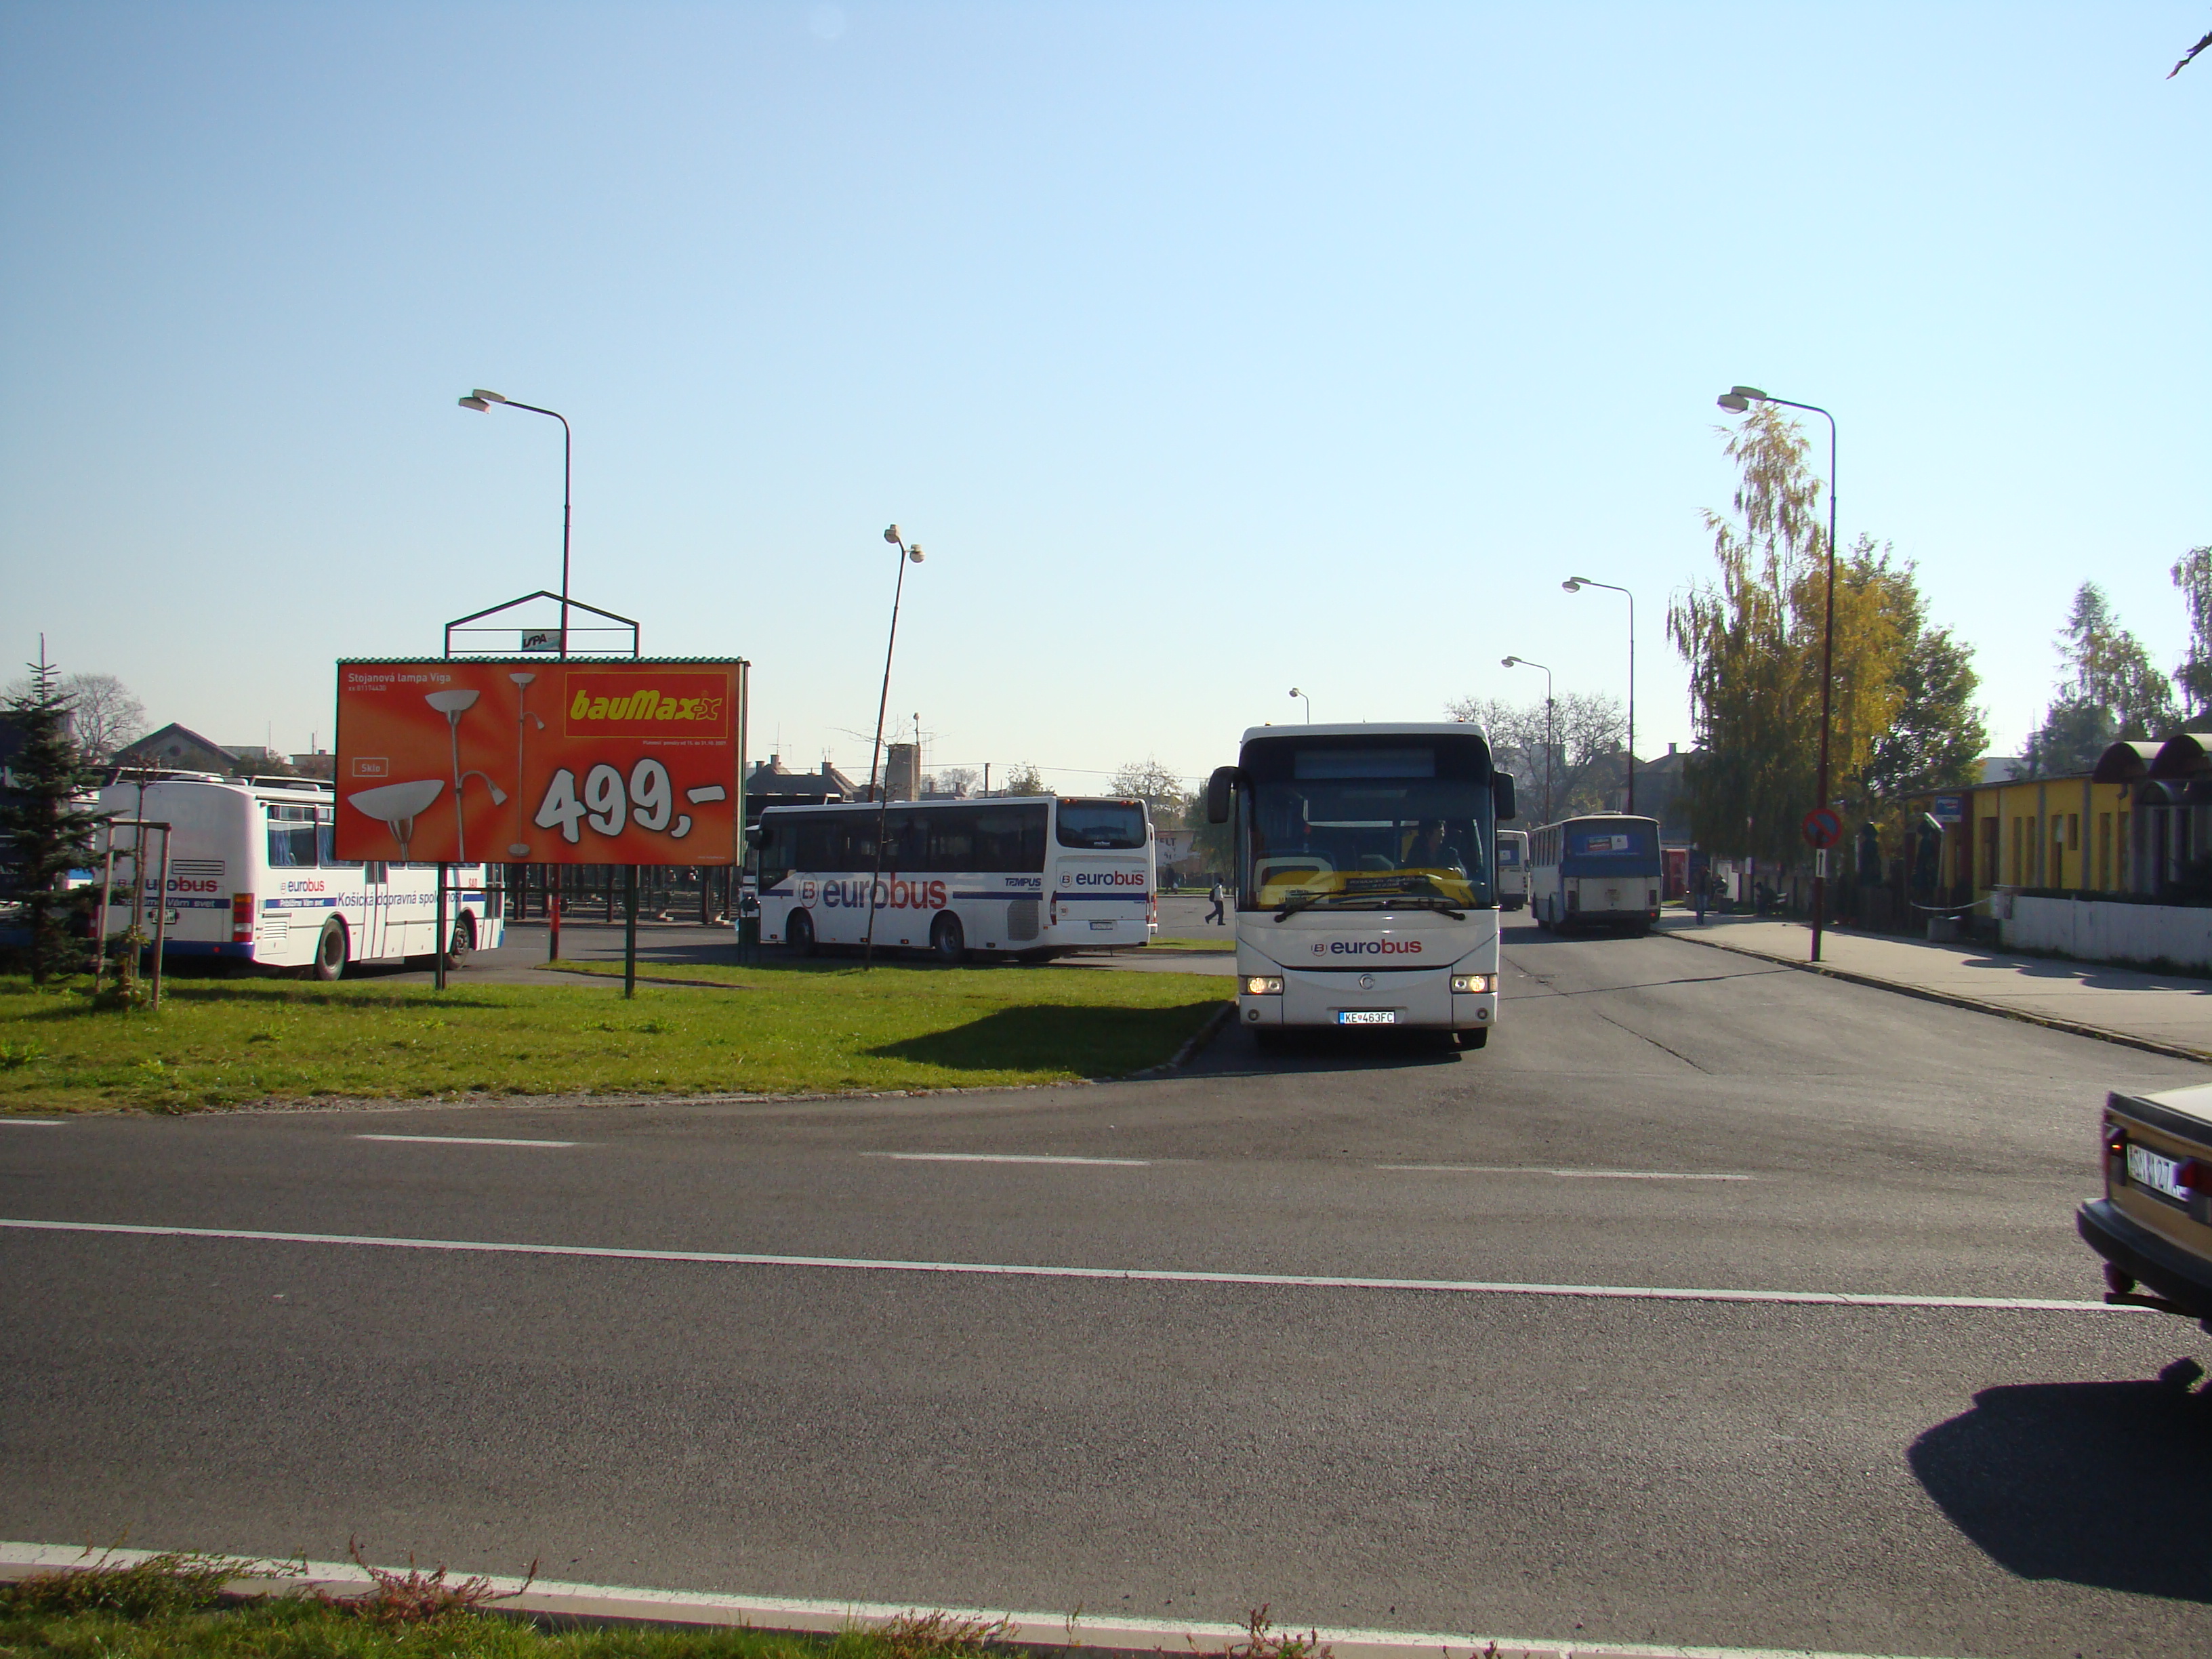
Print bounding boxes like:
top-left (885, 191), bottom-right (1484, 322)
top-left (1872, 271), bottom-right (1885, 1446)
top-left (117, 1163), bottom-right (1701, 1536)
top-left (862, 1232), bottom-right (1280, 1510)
top-left (3, 3), bottom-right (2207, 791)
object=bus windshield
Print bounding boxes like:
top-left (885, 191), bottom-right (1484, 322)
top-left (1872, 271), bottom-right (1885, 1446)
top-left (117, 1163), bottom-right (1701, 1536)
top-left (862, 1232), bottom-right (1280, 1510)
top-left (1240, 739), bottom-right (1494, 912)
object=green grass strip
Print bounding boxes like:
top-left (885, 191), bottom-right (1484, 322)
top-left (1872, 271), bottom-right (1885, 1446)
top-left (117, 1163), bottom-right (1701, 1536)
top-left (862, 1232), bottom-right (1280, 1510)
top-left (0, 964), bottom-right (1229, 1115)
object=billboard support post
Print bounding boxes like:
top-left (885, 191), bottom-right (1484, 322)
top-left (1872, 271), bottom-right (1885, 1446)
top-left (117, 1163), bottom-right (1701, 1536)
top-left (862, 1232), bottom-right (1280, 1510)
top-left (549, 870), bottom-right (561, 962)
top-left (623, 865), bottom-right (638, 999)
top-left (148, 826), bottom-right (171, 1010)
top-left (434, 863), bottom-right (449, 991)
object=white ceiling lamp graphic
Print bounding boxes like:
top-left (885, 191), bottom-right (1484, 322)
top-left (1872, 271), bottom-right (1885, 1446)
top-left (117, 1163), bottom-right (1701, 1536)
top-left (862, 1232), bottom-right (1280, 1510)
top-left (424, 689), bottom-right (506, 863)
top-left (348, 779), bottom-right (445, 861)
top-left (507, 672), bottom-right (544, 857)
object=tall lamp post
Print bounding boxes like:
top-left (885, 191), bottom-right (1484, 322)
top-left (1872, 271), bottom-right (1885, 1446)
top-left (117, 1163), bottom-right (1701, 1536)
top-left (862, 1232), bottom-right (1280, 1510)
top-left (1561, 577), bottom-right (1635, 814)
top-left (1289, 687), bottom-right (1312, 723)
top-left (1500, 656), bottom-right (1554, 823)
top-left (1717, 384), bottom-right (1837, 964)
top-left (459, 390), bottom-right (572, 657)
top-left (864, 525), bottom-right (926, 970)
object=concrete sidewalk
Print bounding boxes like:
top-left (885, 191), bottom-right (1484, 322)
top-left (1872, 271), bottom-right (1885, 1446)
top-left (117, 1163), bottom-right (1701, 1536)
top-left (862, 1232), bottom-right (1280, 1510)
top-left (1659, 912), bottom-right (2212, 1062)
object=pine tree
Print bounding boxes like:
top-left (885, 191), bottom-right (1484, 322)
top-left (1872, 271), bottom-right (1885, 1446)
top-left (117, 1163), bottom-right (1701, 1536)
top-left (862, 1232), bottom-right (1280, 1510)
top-left (0, 649), bottom-right (102, 983)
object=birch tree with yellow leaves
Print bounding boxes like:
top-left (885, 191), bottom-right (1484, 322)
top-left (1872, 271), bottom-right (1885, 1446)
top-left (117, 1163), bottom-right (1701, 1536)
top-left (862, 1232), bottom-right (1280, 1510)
top-left (1670, 401), bottom-right (1982, 869)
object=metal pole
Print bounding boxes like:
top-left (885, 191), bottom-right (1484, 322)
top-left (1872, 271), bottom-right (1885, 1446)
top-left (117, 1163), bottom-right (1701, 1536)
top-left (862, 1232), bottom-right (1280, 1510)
top-left (434, 861), bottom-right (449, 991)
top-left (149, 827), bottom-right (171, 1009)
top-left (1626, 590), bottom-right (1635, 815)
top-left (624, 864), bottom-right (638, 998)
top-left (864, 535), bottom-right (916, 972)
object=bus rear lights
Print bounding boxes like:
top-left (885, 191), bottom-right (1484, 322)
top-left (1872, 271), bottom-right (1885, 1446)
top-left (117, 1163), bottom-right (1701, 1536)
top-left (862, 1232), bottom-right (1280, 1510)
top-left (230, 893), bottom-right (256, 942)
top-left (1452, 974), bottom-right (1494, 994)
top-left (1243, 975), bottom-right (1284, 996)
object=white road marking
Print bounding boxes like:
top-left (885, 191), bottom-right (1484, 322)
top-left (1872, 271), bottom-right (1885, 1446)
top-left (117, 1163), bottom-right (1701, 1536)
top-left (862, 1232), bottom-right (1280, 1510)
top-left (353, 1134), bottom-right (577, 1148)
top-left (0, 1120), bottom-right (64, 1127)
top-left (0, 1540), bottom-right (1959, 1659)
top-left (0, 1217), bottom-right (2130, 1314)
top-left (1378, 1164), bottom-right (1754, 1181)
top-left (868, 1152), bottom-right (1151, 1166)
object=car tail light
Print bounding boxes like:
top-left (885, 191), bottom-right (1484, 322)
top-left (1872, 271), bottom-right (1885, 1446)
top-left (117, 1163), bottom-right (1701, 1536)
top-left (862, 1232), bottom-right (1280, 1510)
top-left (2104, 1121), bottom-right (2127, 1159)
top-left (231, 893), bottom-right (255, 941)
top-left (2179, 1158), bottom-right (2210, 1195)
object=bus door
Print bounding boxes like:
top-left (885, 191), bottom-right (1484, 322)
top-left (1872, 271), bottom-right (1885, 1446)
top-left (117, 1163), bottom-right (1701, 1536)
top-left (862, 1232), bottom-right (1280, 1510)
top-left (360, 862), bottom-right (392, 960)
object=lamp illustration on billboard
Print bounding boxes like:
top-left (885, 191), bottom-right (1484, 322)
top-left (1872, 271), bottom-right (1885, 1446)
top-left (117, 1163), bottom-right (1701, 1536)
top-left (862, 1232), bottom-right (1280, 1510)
top-left (508, 672), bottom-right (544, 857)
top-left (347, 779), bottom-right (445, 861)
top-left (424, 688), bottom-right (507, 863)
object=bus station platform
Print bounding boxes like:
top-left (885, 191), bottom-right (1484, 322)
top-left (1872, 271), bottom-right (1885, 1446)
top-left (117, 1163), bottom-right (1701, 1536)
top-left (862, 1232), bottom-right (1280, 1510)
top-left (1658, 912), bottom-right (2212, 1063)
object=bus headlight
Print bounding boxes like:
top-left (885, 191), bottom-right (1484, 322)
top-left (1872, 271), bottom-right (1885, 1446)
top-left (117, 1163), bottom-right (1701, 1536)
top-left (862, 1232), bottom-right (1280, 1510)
top-left (1242, 975), bottom-right (1284, 996)
top-left (1452, 974), bottom-right (1494, 994)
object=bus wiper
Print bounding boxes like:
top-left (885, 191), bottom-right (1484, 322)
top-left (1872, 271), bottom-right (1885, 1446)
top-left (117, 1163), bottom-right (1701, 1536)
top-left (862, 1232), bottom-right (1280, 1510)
top-left (1274, 891), bottom-right (1330, 922)
top-left (1385, 895), bottom-right (1467, 919)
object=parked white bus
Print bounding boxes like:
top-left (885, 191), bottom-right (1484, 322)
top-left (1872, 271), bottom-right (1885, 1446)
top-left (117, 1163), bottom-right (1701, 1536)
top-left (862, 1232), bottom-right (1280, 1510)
top-left (1527, 813), bottom-right (1662, 935)
top-left (751, 796), bottom-right (1155, 962)
top-left (94, 773), bottom-right (502, 977)
top-left (1496, 828), bottom-right (1530, 911)
top-left (1205, 723), bottom-right (1515, 1046)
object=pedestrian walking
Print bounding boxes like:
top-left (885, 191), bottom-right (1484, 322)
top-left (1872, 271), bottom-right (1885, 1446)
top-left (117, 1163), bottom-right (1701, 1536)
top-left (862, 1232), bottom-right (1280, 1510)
top-left (1206, 879), bottom-right (1227, 925)
top-left (1694, 868), bottom-right (1709, 926)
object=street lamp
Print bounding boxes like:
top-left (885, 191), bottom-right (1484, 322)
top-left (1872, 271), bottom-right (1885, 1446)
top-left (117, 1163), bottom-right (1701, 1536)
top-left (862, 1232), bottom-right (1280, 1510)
top-left (1561, 577), bottom-right (1635, 815)
top-left (1500, 656), bottom-right (1554, 823)
top-left (1716, 384), bottom-right (1839, 964)
top-left (1289, 687), bottom-right (1312, 723)
top-left (863, 525), bottom-right (926, 970)
top-left (459, 389), bottom-right (573, 659)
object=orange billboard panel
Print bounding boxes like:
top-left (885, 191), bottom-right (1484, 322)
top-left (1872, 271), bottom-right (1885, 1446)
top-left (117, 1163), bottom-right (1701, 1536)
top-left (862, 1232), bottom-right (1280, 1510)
top-left (334, 659), bottom-right (747, 866)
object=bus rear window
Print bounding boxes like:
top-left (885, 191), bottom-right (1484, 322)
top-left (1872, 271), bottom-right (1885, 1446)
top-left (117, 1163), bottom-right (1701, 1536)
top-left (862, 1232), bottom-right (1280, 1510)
top-left (1057, 800), bottom-right (1147, 849)
top-left (1572, 830), bottom-right (1650, 857)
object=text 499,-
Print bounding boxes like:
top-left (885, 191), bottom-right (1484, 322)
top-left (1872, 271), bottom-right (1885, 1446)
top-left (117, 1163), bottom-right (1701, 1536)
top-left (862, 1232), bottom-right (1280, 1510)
top-left (533, 759), bottom-right (728, 844)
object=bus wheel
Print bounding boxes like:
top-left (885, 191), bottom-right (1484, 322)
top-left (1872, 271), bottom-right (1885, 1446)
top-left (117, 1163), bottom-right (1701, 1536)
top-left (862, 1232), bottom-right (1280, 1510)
top-left (443, 915), bottom-right (475, 970)
top-left (930, 913), bottom-right (966, 966)
top-left (787, 909), bottom-right (816, 956)
top-left (310, 918), bottom-right (348, 982)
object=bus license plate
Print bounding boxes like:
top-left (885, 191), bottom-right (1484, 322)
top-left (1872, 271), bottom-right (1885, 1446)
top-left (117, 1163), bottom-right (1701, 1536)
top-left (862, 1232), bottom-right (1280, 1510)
top-left (1336, 1010), bottom-right (1396, 1025)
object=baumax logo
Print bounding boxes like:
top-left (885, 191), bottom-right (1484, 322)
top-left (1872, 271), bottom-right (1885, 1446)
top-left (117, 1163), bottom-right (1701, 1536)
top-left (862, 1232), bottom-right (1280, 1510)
top-left (564, 672), bottom-right (731, 737)
top-left (1311, 939), bottom-right (1425, 956)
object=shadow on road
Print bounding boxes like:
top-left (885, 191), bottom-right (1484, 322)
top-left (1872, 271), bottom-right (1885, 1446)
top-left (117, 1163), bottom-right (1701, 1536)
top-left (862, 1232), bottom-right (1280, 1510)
top-left (866, 1002), bottom-right (1222, 1074)
top-left (1907, 1358), bottom-right (2212, 1602)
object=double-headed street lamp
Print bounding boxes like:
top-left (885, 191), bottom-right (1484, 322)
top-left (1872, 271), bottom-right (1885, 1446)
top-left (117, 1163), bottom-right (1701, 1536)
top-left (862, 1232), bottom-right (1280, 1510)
top-left (1500, 656), bottom-right (1554, 823)
top-left (1289, 687), bottom-right (1312, 723)
top-left (459, 390), bottom-right (573, 657)
top-left (1717, 384), bottom-right (1838, 964)
top-left (1561, 577), bottom-right (1635, 814)
top-left (863, 525), bottom-right (926, 971)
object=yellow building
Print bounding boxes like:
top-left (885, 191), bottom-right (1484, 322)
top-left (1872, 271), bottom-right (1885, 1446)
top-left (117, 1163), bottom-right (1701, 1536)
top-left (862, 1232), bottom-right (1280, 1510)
top-left (1912, 733), bottom-right (2210, 902)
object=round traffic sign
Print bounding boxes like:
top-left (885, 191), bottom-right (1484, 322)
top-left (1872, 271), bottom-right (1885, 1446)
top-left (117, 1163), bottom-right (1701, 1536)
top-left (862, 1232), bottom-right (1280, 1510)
top-left (1801, 807), bottom-right (1843, 850)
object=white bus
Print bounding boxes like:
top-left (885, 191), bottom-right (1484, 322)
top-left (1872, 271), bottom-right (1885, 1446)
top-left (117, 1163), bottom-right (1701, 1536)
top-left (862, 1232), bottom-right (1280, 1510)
top-left (1528, 813), bottom-right (1662, 935)
top-left (94, 773), bottom-right (503, 977)
top-left (1205, 724), bottom-right (1515, 1046)
top-left (1496, 828), bottom-right (1530, 911)
top-left (752, 796), bottom-right (1156, 962)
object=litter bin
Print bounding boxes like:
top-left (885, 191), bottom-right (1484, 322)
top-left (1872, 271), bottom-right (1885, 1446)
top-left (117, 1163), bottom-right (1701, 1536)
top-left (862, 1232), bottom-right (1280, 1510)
top-left (1926, 913), bottom-right (1959, 943)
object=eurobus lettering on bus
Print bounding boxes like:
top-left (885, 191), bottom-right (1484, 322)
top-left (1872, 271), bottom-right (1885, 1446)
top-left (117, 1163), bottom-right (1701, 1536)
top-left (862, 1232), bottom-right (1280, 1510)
top-left (750, 796), bottom-right (1155, 962)
top-left (1204, 724), bottom-right (1515, 1045)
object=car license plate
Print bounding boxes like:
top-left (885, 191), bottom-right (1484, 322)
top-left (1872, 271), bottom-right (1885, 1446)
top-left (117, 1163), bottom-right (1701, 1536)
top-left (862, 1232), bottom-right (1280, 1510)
top-left (1336, 1010), bottom-right (1396, 1025)
top-left (2127, 1143), bottom-right (2192, 1204)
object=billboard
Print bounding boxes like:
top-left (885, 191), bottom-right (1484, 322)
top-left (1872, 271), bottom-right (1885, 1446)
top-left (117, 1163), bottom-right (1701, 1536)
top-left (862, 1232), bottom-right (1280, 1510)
top-left (335, 659), bottom-right (746, 865)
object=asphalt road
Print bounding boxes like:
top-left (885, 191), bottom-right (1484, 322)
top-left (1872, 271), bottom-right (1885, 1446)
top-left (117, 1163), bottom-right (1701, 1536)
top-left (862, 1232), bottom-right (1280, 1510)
top-left (5, 924), bottom-right (2210, 1658)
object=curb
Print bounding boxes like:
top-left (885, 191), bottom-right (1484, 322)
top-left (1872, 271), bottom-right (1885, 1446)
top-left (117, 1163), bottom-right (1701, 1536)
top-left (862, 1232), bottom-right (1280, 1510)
top-left (0, 1544), bottom-right (1949, 1659)
top-left (1122, 1003), bottom-right (1235, 1080)
top-left (1659, 929), bottom-right (2211, 1065)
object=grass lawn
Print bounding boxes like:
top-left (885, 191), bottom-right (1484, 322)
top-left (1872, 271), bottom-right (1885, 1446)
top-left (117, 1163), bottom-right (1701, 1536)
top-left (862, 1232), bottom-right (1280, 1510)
top-left (0, 962), bottom-right (1229, 1115)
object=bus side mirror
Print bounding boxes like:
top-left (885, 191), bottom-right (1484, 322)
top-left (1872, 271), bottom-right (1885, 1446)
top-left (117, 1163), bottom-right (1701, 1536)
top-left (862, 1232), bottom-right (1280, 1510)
top-left (1492, 774), bottom-right (1517, 822)
top-left (744, 823), bottom-right (765, 848)
top-left (1205, 766), bottom-right (1240, 825)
